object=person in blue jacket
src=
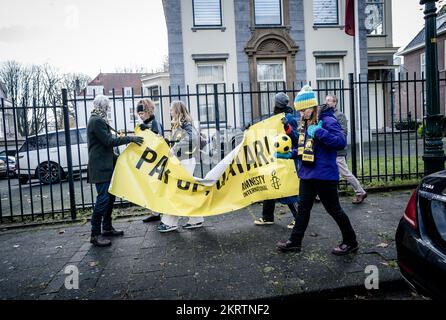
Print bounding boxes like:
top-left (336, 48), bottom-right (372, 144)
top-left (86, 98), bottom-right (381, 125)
top-left (253, 92), bottom-right (300, 229)
top-left (276, 85), bottom-right (358, 255)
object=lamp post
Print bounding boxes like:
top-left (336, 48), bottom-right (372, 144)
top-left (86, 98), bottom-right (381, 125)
top-left (421, 0), bottom-right (446, 175)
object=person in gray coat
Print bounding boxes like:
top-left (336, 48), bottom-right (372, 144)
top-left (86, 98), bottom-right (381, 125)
top-left (87, 95), bottom-right (144, 247)
top-left (325, 95), bottom-right (367, 204)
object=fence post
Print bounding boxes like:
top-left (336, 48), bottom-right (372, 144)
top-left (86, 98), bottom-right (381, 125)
top-left (348, 73), bottom-right (358, 178)
top-left (62, 89), bottom-right (77, 220)
top-left (213, 84), bottom-right (220, 132)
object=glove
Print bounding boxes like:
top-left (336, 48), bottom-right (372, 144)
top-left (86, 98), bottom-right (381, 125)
top-left (274, 152), bottom-right (292, 159)
top-left (307, 120), bottom-right (323, 138)
top-left (139, 123), bottom-right (150, 131)
top-left (281, 117), bottom-right (289, 131)
top-left (129, 136), bottom-right (144, 146)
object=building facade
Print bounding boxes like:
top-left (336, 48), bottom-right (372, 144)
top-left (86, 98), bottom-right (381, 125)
top-left (397, 6), bottom-right (446, 123)
top-left (163, 0), bottom-right (397, 133)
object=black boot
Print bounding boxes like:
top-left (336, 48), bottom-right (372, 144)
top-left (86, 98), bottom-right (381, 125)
top-left (90, 235), bottom-right (111, 247)
top-left (102, 228), bottom-right (124, 237)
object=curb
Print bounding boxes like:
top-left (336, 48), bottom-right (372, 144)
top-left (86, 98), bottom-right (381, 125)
top-left (262, 279), bottom-right (408, 300)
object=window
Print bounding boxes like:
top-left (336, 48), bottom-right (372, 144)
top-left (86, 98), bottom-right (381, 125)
top-left (420, 52), bottom-right (426, 106)
top-left (365, 0), bottom-right (384, 35)
top-left (193, 0), bottom-right (222, 26)
top-left (316, 59), bottom-right (342, 102)
top-left (257, 60), bottom-right (286, 117)
top-left (129, 107), bottom-right (138, 123)
top-left (124, 87), bottom-right (132, 97)
top-left (254, 0), bottom-right (282, 26)
top-left (420, 53), bottom-right (426, 78)
top-left (313, 0), bottom-right (339, 25)
top-left (197, 62), bottom-right (226, 123)
top-left (87, 86), bottom-right (104, 96)
top-left (145, 86), bottom-right (162, 122)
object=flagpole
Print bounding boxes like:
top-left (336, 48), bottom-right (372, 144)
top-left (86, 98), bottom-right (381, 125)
top-left (354, 0), bottom-right (363, 173)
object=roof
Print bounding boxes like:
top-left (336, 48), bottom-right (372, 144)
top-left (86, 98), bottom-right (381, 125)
top-left (399, 6), bottom-right (446, 56)
top-left (80, 73), bottom-right (148, 96)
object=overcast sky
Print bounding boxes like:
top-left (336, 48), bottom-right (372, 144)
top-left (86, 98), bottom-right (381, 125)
top-left (0, 0), bottom-right (431, 79)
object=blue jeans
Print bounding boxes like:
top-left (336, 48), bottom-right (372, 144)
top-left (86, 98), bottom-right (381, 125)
top-left (91, 182), bottom-right (115, 236)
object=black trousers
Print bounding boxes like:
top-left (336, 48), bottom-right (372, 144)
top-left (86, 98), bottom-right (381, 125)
top-left (289, 179), bottom-right (357, 246)
top-left (262, 199), bottom-right (298, 222)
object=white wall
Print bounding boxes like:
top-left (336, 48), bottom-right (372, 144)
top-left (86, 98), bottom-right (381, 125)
top-left (180, 0), bottom-right (240, 128)
top-left (303, 0), bottom-right (355, 130)
top-left (141, 74), bottom-right (172, 131)
top-left (75, 97), bottom-right (140, 133)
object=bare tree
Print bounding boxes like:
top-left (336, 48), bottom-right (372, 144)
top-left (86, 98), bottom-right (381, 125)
top-left (0, 60), bottom-right (91, 135)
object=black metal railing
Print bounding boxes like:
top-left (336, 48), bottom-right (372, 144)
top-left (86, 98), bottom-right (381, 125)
top-left (0, 72), bottom-right (442, 223)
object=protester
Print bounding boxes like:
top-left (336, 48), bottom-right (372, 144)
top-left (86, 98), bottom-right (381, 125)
top-left (135, 98), bottom-right (165, 223)
top-left (87, 95), bottom-right (144, 247)
top-left (325, 95), bottom-right (367, 204)
top-left (158, 100), bottom-right (204, 232)
top-left (276, 85), bottom-right (358, 255)
top-left (253, 92), bottom-right (300, 229)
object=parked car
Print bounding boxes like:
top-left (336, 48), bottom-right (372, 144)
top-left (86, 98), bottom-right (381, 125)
top-left (0, 159), bottom-right (6, 178)
top-left (16, 128), bottom-right (88, 184)
top-left (0, 148), bottom-right (18, 157)
top-left (395, 170), bottom-right (446, 299)
top-left (0, 155), bottom-right (16, 177)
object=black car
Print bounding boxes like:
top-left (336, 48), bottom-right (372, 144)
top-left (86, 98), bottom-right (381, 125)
top-left (396, 170), bottom-right (446, 299)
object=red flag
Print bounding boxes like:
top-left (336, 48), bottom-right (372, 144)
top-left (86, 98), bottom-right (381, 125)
top-left (345, 0), bottom-right (355, 36)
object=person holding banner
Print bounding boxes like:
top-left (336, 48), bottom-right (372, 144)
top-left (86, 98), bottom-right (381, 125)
top-left (87, 95), bottom-right (144, 247)
top-left (158, 100), bottom-right (204, 233)
top-left (254, 92), bottom-right (300, 229)
top-left (135, 98), bottom-right (165, 223)
top-left (275, 85), bottom-right (358, 255)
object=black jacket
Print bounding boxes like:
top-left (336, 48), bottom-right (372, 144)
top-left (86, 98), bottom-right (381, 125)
top-left (87, 115), bottom-right (132, 184)
top-left (143, 115), bottom-right (164, 135)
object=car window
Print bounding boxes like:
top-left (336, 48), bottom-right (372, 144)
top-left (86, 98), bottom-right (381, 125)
top-left (19, 136), bottom-right (37, 153)
top-left (70, 130), bottom-right (79, 145)
top-left (48, 132), bottom-right (66, 148)
top-left (79, 128), bottom-right (87, 144)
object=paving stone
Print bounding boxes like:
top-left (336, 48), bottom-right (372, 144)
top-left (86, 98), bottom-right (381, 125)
top-left (0, 191), bottom-right (409, 299)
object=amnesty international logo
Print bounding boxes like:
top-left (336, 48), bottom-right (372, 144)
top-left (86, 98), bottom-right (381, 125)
top-left (271, 170), bottom-right (281, 190)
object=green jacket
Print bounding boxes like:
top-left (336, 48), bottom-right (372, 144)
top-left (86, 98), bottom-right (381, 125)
top-left (87, 115), bottom-right (131, 184)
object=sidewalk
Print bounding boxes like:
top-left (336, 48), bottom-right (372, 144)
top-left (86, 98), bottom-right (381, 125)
top-left (0, 190), bottom-right (411, 300)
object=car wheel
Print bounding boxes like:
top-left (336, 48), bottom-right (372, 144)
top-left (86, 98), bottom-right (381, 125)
top-left (37, 162), bottom-right (65, 184)
top-left (19, 176), bottom-right (29, 184)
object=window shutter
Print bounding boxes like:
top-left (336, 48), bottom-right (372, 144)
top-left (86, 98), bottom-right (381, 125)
top-left (313, 0), bottom-right (338, 25)
top-left (193, 0), bottom-right (221, 26)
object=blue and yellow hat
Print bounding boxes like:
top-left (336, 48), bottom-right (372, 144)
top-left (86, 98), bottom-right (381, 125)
top-left (294, 85), bottom-right (318, 111)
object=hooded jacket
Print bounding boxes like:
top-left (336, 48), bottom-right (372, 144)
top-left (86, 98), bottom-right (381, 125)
top-left (292, 105), bottom-right (346, 181)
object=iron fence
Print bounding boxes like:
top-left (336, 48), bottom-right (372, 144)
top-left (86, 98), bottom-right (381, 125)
top-left (0, 72), bottom-right (443, 223)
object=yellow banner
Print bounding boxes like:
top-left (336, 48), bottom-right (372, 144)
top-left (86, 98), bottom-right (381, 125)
top-left (109, 114), bottom-right (299, 216)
